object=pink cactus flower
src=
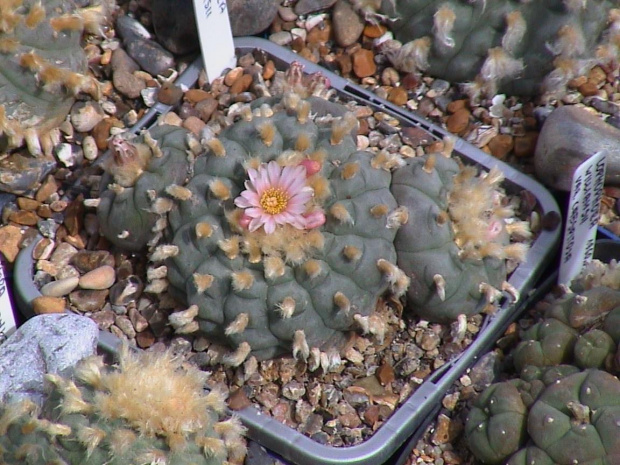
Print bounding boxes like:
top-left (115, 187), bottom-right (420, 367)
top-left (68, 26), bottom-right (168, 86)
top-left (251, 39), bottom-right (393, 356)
top-left (235, 161), bottom-right (323, 234)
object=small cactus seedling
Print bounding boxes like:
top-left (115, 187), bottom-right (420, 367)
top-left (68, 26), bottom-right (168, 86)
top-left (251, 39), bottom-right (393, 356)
top-left (390, 140), bottom-right (530, 322)
top-left (0, 0), bottom-right (111, 155)
top-left (97, 125), bottom-right (192, 251)
top-left (98, 64), bottom-right (409, 368)
top-left (0, 345), bottom-right (246, 464)
top-left (381, 0), bottom-right (620, 99)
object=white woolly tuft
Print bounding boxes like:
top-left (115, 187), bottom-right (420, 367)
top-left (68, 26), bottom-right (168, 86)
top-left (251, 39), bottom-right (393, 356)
top-left (433, 4), bottom-right (457, 48)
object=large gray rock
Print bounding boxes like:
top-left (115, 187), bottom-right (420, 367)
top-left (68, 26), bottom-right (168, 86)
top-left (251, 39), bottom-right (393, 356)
top-left (149, 0), bottom-right (279, 56)
top-left (534, 105), bottom-right (620, 191)
top-left (0, 313), bottom-right (98, 405)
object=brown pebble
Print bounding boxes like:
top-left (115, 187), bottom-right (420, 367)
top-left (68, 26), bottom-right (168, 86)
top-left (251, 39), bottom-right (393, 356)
top-left (578, 80), bottom-right (599, 97)
top-left (446, 108), bottom-right (471, 134)
top-left (70, 250), bottom-right (114, 273)
top-left (184, 88), bottom-right (211, 104)
top-left (446, 99), bottom-right (467, 114)
top-left (35, 175), bottom-right (58, 203)
top-left (32, 296), bottom-right (66, 315)
top-left (588, 66), bottom-right (607, 86)
top-left (182, 116), bottom-right (206, 135)
top-left (387, 87), bottom-right (408, 106)
top-left (352, 48), bottom-right (376, 78)
top-left (0, 225), bottom-right (23, 263)
top-left (64, 195), bottom-right (84, 237)
top-left (375, 362), bottom-right (395, 386)
top-left (401, 126), bottom-right (433, 146)
top-left (487, 134), bottom-right (514, 160)
top-left (228, 388), bottom-right (252, 411)
top-left (69, 289), bottom-right (109, 312)
top-left (401, 73), bottom-right (420, 90)
top-left (568, 75), bottom-right (588, 89)
top-left (224, 67), bottom-right (244, 86)
top-left (306, 22), bottom-right (331, 44)
top-left (263, 60), bottom-right (276, 80)
top-left (336, 53), bottom-right (352, 76)
top-left (92, 118), bottom-right (124, 150)
top-left (79, 265), bottom-right (116, 290)
top-left (136, 328), bottom-right (156, 348)
top-left (36, 204), bottom-right (53, 218)
top-left (363, 24), bottom-right (387, 38)
top-left (229, 73), bottom-right (253, 94)
top-left (16, 197), bottom-right (40, 211)
top-left (9, 210), bottom-right (38, 226)
top-left (513, 131), bottom-right (539, 157)
top-left (157, 82), bottom-right (184, 105)
top-left (431, 413), bottom-right (462, 445)
top-left (195, 98), bottom-right (219, 122)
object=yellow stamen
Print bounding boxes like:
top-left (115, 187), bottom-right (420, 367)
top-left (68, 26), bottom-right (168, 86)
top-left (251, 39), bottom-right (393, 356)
top-left (260, 188), bottom-right (289, 215)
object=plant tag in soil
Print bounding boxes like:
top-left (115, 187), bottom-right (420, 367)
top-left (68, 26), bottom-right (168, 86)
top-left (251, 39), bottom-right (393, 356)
top-left (0, 260), bottom-right (17, 345)
top-left (192, 0), bottom-right (236, 83)
top-left (558, 150), bottom-right (607, 285)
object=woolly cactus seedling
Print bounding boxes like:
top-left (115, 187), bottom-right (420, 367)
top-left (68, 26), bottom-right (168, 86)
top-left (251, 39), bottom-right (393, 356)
top-left (0, 344), bottom-right (246, 464)
top-left (390, 140), bottom-right (530, 322)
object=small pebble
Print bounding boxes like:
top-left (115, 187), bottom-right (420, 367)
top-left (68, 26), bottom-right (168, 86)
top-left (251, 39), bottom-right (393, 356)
top-left (79, 265), bottom-right (116, 290)
top-left (41, 276), bottom-right (80, 297)
top-left (32, 296), bottom-right (66, 315)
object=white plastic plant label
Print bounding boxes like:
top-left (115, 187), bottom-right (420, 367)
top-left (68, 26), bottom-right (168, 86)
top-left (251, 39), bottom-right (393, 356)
top-left (558, 150), bottom-right (607, 285)
top-left (0, 262), bottom-right (17, 345)
top-left (192, 0), bottom-right (237, 84)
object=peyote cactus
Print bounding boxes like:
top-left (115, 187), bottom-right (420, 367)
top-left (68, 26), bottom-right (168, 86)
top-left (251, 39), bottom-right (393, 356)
top-left (0, 345), bottom-right (246, 464)
top-left (98, 64), bottom-right (409, 368)
top-left (467, 369), bottom-right (620, 464)
top-left (380, 0), bottom-right (620, 98)
top-left (466, 262), bottom-right (620, 464)
top-left (0, 0), bottom-right (110, 155)
top-left (390, 143), bottom-right (530, 322)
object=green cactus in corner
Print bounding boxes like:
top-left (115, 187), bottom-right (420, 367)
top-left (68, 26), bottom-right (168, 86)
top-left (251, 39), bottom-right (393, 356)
top-left (390, 143), bottom-right (530, 322)
top-left (0, 346), bottom-right (246, 464)
top-left (468, 369), bottom-right (620, 465)
top-left (0, 0), bottom-right (110, 155)
top-left (380, 0), bottom-right (620, 98)
top-left (98, 64), bottom-right (409, 369)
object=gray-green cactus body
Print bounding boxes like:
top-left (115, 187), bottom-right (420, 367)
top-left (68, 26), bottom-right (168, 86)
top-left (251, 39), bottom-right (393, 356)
top-left (526, 369), bottom-right (620, 464)
top-left (98, 125), bottom-right (191, 251)
top-left (465, 379), bottom-right (528, 464)
top-left (390, 153), bottom-right (511, 322)
top-left (381, 0), bottom-right (617, 97)
top-left (512, 318), bottom-right (579, 373)
top-left (0, 0), bottom-right (106, 152)
top-left (0, 348), bottom-right (245, 465)
top-left (162, 95), bottom-right (405, 363)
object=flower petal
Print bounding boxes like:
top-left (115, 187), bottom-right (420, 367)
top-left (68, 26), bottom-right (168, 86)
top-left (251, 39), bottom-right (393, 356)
top-left (249, 216), bottom-right (265, 232)
top-left (263, 216), bottom-right (276, 234)
top-left (244, 207), bottom-right (263, 218)
top-left (267, 161), bottom-right (282, 187)
top-left (279, 165), bottom-right (306, 192)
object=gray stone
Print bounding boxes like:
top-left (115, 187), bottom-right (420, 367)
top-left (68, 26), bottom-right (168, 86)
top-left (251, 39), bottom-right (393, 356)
top-left (294, 0), bottom-right (337, 15)
top-left (535, 105), bottom-right (620, 191)
top-left (332, 0), bottom-right (364, 48)
top-left (0, 313), bottom-right (98, 405)
top-left (0, 154), bottom-right (56, 196)
top-left (149, 0), bottom-right (278, 56)
top-left (125, 36), bottom-right (176, 77)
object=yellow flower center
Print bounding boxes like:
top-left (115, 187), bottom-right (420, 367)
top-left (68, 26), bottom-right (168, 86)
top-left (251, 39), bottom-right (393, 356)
top-left (260, 187), bottom-right (289, 215)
